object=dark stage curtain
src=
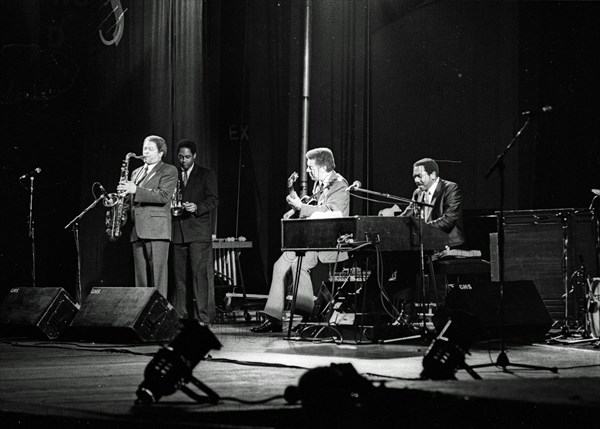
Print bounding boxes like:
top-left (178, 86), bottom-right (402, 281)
top-left (305, 0), bottom-right (370, 216)
top-left (78, 0), bottom-right (211, 298)
top-left (368, 0), bottom-right (520, 212)
top-left (214, 0), bottom-right (370, 290)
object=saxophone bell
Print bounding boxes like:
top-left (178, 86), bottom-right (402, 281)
top-left (102, 192), bottom-right (119, 208)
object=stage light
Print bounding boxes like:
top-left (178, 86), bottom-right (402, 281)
top-left (136, 319), bottom-right (222, 404)
top-left (421, 310), bottom-right (480, 380)
top-left (285, 363), bottom-right (375, 427)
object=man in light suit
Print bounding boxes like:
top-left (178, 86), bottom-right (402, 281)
top-left (118, 135), bottom-right (178, 297)
top-left (251, 147), bottom-right (349, 333)
top-left (169, 139), bottom-right (219, 324)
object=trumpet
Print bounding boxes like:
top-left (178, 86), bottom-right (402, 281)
top-left (104, 152), bottom-right (143, 241)
top-left (171, 178), bottom-right (184, 216)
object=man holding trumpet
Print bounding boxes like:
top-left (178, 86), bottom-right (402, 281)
top-left (168, 139), bottom-right (219, 324)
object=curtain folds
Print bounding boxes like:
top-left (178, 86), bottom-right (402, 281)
top-left (308, 0), bottom-right (369, 215)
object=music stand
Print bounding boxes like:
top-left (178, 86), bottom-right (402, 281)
top-left (471, 116), bottom-right (558, 374)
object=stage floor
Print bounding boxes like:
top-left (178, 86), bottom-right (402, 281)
top-left (0, 321), bottom-right (598, 428)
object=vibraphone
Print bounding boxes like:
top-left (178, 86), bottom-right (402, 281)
top-left (212, 239), bottom-right (253, 288)
top-left (212, 239), bottom-right (256, 320)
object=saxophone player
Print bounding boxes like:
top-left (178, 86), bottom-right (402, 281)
top-left (117, 135), bottom-right (178, 297)
top-left (169, 139), bottom-right (219, 324)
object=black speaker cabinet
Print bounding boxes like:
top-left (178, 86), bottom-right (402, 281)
top-left (445, 280), bottom-right (552, 340)
top-left (0, 287), bottom-right (78, 340)
top-left (66, 287), bottom-right (181, 343)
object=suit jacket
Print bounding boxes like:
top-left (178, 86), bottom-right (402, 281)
top-left (298, 171), bottom-right (350, 263)
top-left (172, 164), bottom-right (219, 244)
top-left (129, 161), bottom-right (178, 242)
top-left (401, 178), bottom-right (465, 248)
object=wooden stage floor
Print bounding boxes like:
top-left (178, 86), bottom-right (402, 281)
top-left (1, 321), bottom-right (598, 428)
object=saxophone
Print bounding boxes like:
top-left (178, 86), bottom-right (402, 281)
top-left (104, 152), bottom-right (143, 241)
top-left (171, 178), bottom-right (184, 216)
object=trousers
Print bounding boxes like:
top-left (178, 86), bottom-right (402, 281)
top-left (263, 251), bottom-right (320, 321)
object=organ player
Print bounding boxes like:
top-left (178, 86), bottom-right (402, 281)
top-left (378, 157), bottom-right (465, 323)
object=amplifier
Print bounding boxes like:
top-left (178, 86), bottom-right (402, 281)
top-left (490, 209), bottom-right (598, 321)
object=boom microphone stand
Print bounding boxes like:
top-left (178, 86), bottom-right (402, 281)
top-left (471, 116), bottom-right (557, 374)
top-left (64, 184), bottom-right (106, 306)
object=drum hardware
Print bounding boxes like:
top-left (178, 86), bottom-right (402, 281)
top-left (585, 277), bottom-right (599, 344)
top-left (549, 263), bottom-right (598, 345)
top-left (553, 213), bottom-right (581, 336)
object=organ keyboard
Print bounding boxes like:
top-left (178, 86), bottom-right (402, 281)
top-left (281, 216), bottom-right (449, 252)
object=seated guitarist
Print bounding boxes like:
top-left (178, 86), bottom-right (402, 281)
top-left (251, 147), bottom-right (350, 333)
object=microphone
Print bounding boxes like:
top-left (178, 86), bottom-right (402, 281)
top-left (19, 167), bottom-right (42, 180)
top-left (98, 184), bottom-right (109, 196)
top-left (520, 105), bottom-right (552, 116)
top-left (345, 180), bottom-right (361, 192)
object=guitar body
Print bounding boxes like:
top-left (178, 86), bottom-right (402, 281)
top-left (283, 195), bottom-right (316, 219)
top-left (283, 171), bottom-right (318, 219)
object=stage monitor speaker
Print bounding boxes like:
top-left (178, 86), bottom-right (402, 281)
top-left (0, 287), bottom-right (78, 340)
top-left (444, 280), bottom-right (552, 340)
top-left (65, 287), bottom-right (181, 343)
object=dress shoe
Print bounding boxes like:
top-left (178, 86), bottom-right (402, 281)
top-left (250, 318), bottom-right (282, 333)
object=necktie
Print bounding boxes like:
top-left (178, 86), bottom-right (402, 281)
top-left (313, 181), bottom-right (322, 195)
top-left (423, 192), bottom-right (431, 221)
top-left (135, 165), bottom-right (148, 185)
top-left (182, 170), bottom-right (188, 187)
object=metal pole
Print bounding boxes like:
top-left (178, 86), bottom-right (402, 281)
top-left (29, 176), bottom-right (36, 287)
top-left (299, 0), bottom-right (312, 198)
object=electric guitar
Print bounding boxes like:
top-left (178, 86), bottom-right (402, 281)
top-left (282, 172), bottom-right (341, 220)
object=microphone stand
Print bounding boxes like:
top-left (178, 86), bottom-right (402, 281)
top-left (351, 187), bottom-right (434, 340)
top-left (470, 116), bottom-right (557, 373)
top-left (64, 192), bottom-right (105, 306)
top-left (28, 176), bottom-right (36, 287)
